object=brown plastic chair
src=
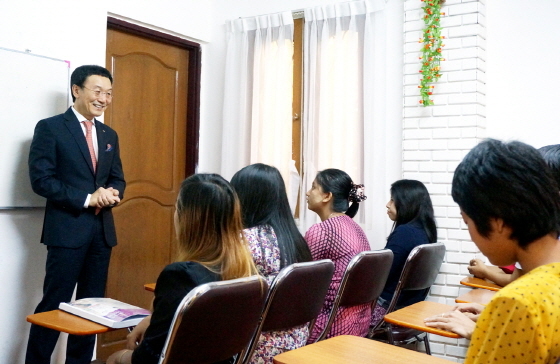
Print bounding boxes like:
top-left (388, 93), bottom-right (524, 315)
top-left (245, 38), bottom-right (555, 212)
top-left (370, 242), bottom-right (446, 355)
top-left (237, 259), bottom-right (335, 364)
top-left (313, 249), bottom-right (394, 342)
top-left (158, 275), bottom-right (268, 364)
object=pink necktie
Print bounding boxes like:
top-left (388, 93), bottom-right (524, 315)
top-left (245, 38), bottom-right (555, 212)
top-left (82, 121), bottom-right (97, 173)
top-left (83, 121), bottom-right (101, 215)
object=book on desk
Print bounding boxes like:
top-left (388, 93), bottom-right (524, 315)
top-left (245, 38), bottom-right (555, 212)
top-left (59, 298), bottom-right (150, 329)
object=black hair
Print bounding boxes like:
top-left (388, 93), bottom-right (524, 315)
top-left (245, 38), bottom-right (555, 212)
top-left (315, 168), bottom-right (364, 218)
top-left (452, 139), bottom-right (560, 247)
top-left (538, 144), bottom-right (560, 188)
top-left (70, 65), bottom-right (113, 102)
top-left (230, 163), bottom-right (312, 267)
top-left (390, 179), bottom-right (437, 243)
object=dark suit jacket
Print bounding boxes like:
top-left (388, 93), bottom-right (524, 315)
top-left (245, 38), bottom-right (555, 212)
top-left (28, 107), bottom-right (125, 248)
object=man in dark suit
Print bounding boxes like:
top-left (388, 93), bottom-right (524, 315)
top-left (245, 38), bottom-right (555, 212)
top-left (26, 65), bottom-right (126, 364)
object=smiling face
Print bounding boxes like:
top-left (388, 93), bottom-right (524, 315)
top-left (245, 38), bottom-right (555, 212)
top-left (72, 75), bottom-right (112, 120)
top-left (386, 198), bottom-right (397, 221)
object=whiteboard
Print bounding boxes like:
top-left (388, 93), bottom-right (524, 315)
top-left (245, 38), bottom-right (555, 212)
top-left (0, 47), bottom-right (70, 208)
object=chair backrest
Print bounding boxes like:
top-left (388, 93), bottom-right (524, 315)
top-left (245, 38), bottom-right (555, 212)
top-left (386, 242), bottom-right (446, 314)
top-left (315, 249), bottom-right (394, 342)
top-left (238, 259), bottom-right (335, 364)
top-left (158, 275), bottom-right (268, 364)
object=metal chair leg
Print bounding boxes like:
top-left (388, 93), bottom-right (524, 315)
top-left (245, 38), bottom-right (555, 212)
top-left (422, 334), bottom-right (431, 355)
top-left (386, 323), bottom-right (395, 345)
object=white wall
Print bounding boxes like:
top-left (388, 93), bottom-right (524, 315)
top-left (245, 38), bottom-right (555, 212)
top-left (403, 0), bottom-right (486, 359)
top-left (486, 0), bottom-right (560, 148)
top-left (108, 0), bottom-right (214, 43)
top-left (0, 1), bottom-right (107, 68)
top-left (0, 210), bottom-right (45, 361)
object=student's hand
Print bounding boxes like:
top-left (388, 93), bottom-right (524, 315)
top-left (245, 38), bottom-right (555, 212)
top-left (468, 258), bottom-right (488, 278)
top-left (453, 302), bottom-right (485, 322)
top-left (107, 349), bottom-right (132, 364)
top-left (424, 310), bottom-right (476, 339)
top-left (126, 315), bottom-right (151, 350)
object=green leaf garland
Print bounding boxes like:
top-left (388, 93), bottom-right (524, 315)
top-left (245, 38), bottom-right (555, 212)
top-left (419, 0), bottom-right (445, 106)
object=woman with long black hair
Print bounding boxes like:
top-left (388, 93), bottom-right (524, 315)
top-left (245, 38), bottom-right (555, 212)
top-left (231, 163), bottom-right (312, 364)
top-left (371, 179), bottom-right (437, 326)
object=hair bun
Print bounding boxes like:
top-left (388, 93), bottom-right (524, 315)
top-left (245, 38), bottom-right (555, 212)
top-left (349, 183), bottom-right (367, 203)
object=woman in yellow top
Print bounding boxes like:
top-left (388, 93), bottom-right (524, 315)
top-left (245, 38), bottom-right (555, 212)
top-left (425, 139), bottom-right (560, 364)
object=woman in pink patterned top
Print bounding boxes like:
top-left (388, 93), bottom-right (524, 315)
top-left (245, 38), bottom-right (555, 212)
top-left (305, 168), bottom-right (370, 343)
top-left (231, 164), bottom-right (312, 364)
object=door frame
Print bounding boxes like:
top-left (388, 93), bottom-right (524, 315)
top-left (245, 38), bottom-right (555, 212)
top-left (107, 17), bottom-right (201, 176)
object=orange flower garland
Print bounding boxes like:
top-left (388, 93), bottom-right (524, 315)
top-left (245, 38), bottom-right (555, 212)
top-left (418, 0), bottom-right (445, 106)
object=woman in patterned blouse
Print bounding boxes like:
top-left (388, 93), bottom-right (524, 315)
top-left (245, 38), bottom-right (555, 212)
top-left (304, 168), bottom-right (370, 343)
top-left (231, 163), bottom-right (312, 364)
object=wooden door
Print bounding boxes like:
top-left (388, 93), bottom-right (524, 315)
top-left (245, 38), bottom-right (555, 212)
top-left (97, 21), bottom-right (199, 360)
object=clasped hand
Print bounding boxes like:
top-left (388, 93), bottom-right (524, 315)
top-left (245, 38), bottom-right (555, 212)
top-left (90, 187), bottom-right (120, 208)
top-left (424, 303), bottom-right (484, 339)
top-left (467, 258), bottom-right (487, 278)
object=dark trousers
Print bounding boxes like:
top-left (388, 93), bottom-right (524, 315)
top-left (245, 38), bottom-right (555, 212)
top-left (25, 217), bottom-right (112, 364)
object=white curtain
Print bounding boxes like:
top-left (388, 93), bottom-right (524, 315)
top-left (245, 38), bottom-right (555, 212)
top-left (299, 0), bottom-right (389, 243)
top-left (221, 12), bottom-right (296, 205)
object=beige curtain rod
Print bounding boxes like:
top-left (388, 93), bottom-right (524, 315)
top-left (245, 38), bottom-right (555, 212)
top-left (292, 10), bottom-right (305, 19)
top-left (237, 9), bottom-right (304, 20)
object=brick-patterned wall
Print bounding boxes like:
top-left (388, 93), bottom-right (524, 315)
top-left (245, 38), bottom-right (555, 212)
top-left (402, 0), bottom-right (486, 361)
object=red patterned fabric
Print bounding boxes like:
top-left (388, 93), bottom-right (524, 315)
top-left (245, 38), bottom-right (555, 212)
top-left (304, 215), bottom-right (371, 343)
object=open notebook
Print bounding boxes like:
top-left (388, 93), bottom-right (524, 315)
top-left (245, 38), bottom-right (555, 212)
top-left (59, 297), bottom-right (150, 329)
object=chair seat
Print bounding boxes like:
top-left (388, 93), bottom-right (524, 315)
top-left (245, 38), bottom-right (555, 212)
top-left (237, 260), bottom-right (335, 364)
top-left (157, 276), bottom-right (268, 364)
top-left (313, 250), bottom-right (394, 342)
top-left (370, 325), bottom-right (427, 343)
top-left (370, 242), bottom-right (446, 356)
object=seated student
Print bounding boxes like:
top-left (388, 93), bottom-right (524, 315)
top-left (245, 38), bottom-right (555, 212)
top-left (107, 174), bottom-right (257, 364)
top-left (304, 168), bottom-right (370, 343)
top-left (371, 180), bottom-right (437, 327)
top-left (230, 163), bottom-right (312, 364)
top-left (424, 139), bottom-right (560, 363)
top-left (465, 144), bottom-right (560, 288)
top-left (538, 143), bottom-right (560, 186)
top-left (467, 259), bottom-right (522, 287)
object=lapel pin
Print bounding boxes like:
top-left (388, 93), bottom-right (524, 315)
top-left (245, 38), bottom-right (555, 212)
top-left (106, 144), bottom-right (113, 152)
